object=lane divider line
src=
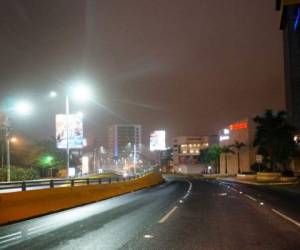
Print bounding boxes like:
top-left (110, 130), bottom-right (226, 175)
top-left (0, 232), bottom-right (21, 240)
top-left (244, 194), bottom-right (257, 202)
top-left (158, 206), bottom-right (178, 224)
top-left (183, 180), bottom-right (192, 199)
top-left (27, 225), bottom-right (54, 236)
top-left (0, 235), bottom-right (22, 245)
top-left (271, 209), bottom-right (300, 228)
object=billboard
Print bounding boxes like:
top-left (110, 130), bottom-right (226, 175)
top-left (56, 114), bottom-right (84, 149)
top-left (150, 130), bottom-right (166, 151)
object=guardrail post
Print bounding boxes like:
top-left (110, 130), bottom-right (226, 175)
top-left (109, 178), bottom-right (111, 183)
top-left (86, 178), bottom-right (90, 185)
top-left (71, 179), bottom-right (74, 187)
top-left (50, 180), bottom-right (54, 188)
top-left (98, 178), bottom-right (102, 184)
top-left (21, 181), bottom-right (26, 191)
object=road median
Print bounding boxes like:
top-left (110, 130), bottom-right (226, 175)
top-left (0, 173), bottom-right (163, 225)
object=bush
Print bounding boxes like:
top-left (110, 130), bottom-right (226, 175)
top-left (281, 170), bottom-right (294, 177)
top-left (0, 167), bottom-right (39, 181)
top-left (241, 171), bottom-right (256, 175)
top-left (250, 163), bottom-right (270, 172)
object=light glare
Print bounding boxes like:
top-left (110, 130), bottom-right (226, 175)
top-left (15, 100), bottom-right (33, 116)
top-left (71, 84), bottom-right (92, 102)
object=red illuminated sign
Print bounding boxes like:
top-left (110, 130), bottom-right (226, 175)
top-left (229, 122), bottom-right (248, 130)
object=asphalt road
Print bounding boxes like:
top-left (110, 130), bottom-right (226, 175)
top-left (0, 178), bottom-right (300, 250)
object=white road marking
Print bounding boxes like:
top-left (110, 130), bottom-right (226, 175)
top-left (218, 193), bottom-right (228, 196)
top-left (144, 234), bottom-right (154, 239)
top-left (244, 194), bottom-right (257, 202)
top-left (27, 224), bottom-right (56, 235)
top-left (271, 209), bottom-right (300, 228)
top-left (0, 235), bottom-right (21, 244)
top-left (239, 191), bottom-right (243, 194)
top-left (0, 232), bottom-right (21, 240)
top-left (179, 200), bottom-right (183, 203)
top-left (260, 202), bottom-right (264, 206)
top-left (158, 206), bottom-right (178, 224)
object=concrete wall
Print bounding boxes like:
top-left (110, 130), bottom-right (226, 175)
top-left (0, 173), bottom-right (163, 225)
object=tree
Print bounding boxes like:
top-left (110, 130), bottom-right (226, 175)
top-left (220, 145), bottom-right (235, 174)
top-left (199, 144), bottom-right (221, 173)
top-left (232, 141), bottom-right (246, 174)
top-left (253, 109), bottom-right (296, 172)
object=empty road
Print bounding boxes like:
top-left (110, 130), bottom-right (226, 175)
top-left (0, 178), bottom-right (300, 250)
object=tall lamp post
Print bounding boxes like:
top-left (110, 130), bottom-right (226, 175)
top-left (2, 100), bottom-right (33, 181)
top-left (50, 84), bottom-right (92, 177)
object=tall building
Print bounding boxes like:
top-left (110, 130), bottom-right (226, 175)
top-left (108, 124), bottom-right (142, 159)
top-left (172, 135), bottom-right (218, 174)
top-left (219, 119), bottom-right (257, 174)
top-left (277, 0), bottom-right (300, 130)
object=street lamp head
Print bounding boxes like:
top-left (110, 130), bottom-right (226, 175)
top-left (49, 91), bottom-right (57, 98)
top-left (15, 100), bottom-right (33, 116)
top-left (71, 84), bottom-right (92, 102)
top-left (10, 137), bottom-right (18, 143)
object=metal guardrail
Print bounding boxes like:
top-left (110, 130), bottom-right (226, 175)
top-left (0, 173), bottom-right (148, 192)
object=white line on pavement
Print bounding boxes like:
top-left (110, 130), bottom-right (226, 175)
top-left (0, 232), bottom-right (21, 240)
top-left (158, 206), bottom-right (178, 224)
top-left (244, 194), bottom-right (257, 202)
top-left (0, 235), bottom-right (22, 245)
top-left (271, 209), bottom-right (300, 228)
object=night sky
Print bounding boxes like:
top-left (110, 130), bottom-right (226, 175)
top-left (0, 0), bottom-right (284, 147)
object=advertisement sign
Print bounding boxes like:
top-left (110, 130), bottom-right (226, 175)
top-left (82, 156), bottom-right (89, 174)
top-left (56, 114), bottom-right (84, 149)
top-left (150, 130), bottom-right (166, 151)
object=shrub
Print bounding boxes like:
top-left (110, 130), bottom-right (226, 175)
top-left (241, 171), bottom-right (256, 175)
top-left (281, 170), bottom-right (294, 177)
top-left (250, 163), bottom-right (270, 172)
top-left (0, 167), bottom-right (39, 181)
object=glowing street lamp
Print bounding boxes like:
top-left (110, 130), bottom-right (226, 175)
top-left (15, 100), bottom-right (33, 116)
top-left (4, 100), bottom-right (33, 182)
top-left (10, 137), bottom-right (18, 144)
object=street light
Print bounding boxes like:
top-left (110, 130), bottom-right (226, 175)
top-left (3, 100), bottom-right (33, 181)
top-left (50, 84), bottom-right (92, 177)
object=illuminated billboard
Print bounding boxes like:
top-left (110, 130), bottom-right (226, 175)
top-left (56, 114), bottom-right (84, 149)
top-left (82, 156), bottom-right (89, 174)
top-left (150, 130), bottom-right (166, 151)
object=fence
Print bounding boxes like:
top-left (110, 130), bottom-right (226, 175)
top-left (0, 174), bottom-right (147, 192)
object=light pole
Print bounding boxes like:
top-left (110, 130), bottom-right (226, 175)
top-left (2, 100), bottom-right (33, 181)
top-left (50, 84), bottom-right (92, 177)
top-left (4, 117), bottom-right (11, 182)
top-left (65, 94), bottom-right (70, 178)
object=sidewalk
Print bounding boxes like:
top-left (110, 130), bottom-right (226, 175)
top-left (220, 177), bottom-right (300, 194)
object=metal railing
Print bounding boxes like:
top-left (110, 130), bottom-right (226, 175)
top-left (0, 173), bottom-right (147, 192)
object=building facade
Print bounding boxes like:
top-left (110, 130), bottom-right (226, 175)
top-left (108, 124), bottom-right (142, 160)
top-left (277, 1), bottom-right (300, 131)
top-left (172, 136), bottom-right (218, 174)
top-left (219, 119), bottom-right (257, 175)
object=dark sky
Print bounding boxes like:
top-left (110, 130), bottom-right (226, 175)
top-left (0, 0), bottom-right (284, 147)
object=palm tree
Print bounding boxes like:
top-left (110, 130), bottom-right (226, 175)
top-left (232, 141), bottom-right (246, 174)
top-left (220, 145), bottom-right (235, 174)
top-left (253, 109), bottom-right (296, 172)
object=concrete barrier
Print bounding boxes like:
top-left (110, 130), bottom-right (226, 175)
top-left (256, 172), bottom-right (281, 182)
top-left (0, 173), bottom-right (163, 225)
top-left (236, 174), bottom-right (256, 182)
top-left (279, 176), bottom-right (298, 182)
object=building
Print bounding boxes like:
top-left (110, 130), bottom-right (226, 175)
top-left (276, 0), bottom-right (300, 131)
top-left (219, 119), bottom-right (257, 175)
top-left (108, 124), bottom-right (142, 160)
top-left (172, 136), bottom-right (218, 174)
